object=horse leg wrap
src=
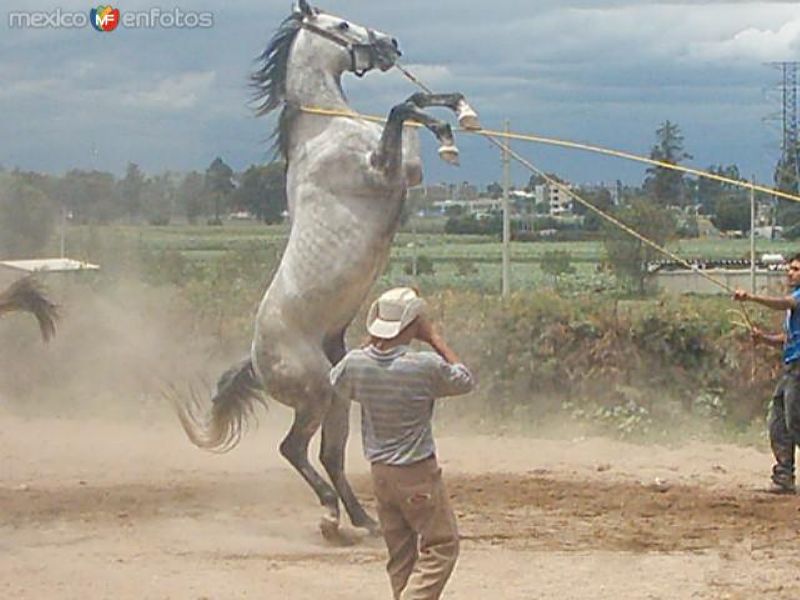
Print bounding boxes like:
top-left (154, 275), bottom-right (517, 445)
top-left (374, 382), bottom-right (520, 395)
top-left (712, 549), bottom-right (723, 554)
top-left (457, 100), bottom-right (481, 130)
top-left (438, 144), bottom-right (460, 165)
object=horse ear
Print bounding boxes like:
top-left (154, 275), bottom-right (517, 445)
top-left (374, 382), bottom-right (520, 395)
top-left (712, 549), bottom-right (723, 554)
top-left (294, 0), bottom-right (313, 17)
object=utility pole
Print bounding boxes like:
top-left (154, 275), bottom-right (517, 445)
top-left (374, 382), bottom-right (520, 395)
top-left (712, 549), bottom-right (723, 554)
top-left (750, 177), bottom-right (756, 293)
top-left (60, 203), bottom-right (67, 258)
top-left (501, 119), bottom-right (511, 297)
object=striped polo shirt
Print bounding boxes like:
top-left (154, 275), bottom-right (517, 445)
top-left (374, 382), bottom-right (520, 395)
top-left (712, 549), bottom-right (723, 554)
top-left (329, 345), bottom-right (474, 466)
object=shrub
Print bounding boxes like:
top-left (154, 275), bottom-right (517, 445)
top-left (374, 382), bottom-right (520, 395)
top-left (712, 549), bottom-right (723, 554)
top-left (404, 254), bottom-right (435, 275)
top-left (433, 290), bottom-right (776, 439)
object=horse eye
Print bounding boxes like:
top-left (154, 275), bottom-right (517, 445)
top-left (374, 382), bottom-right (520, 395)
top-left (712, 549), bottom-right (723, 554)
top-left (338, 21), bottom-right (349, 31)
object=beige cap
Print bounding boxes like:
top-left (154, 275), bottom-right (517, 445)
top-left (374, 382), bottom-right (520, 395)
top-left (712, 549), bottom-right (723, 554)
top-left (366, 287), bottom-right (426, 339)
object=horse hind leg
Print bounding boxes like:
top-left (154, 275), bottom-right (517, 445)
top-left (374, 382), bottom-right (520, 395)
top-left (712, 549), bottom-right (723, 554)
top-left (279, 403), bottom-right (346, 543)
top-left (320, 331), bottom-right (379, 535)
top-left (320, 396), bottom-right (379, 535)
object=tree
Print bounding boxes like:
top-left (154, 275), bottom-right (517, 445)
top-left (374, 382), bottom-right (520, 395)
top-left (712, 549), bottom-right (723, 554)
top-left (56, 169), bottom-right (119, 224)
top-left (0, 179), bottom-right (57, 258)
top-left (574, 187), bottom-right (613, 231)
top-left (603, 199), bottom-right (677, 295)
top-left (444, 204), bottom-right (465, 217)
top-left (403, 254), bottom-right (435, 275)
top-left (775, 156), bottom-right (800, 231)
top-left (778, 201), bottom-right (800, 236)
top-left (444, 213), bottom-right (502, 235)
top-left (697, 164), bottom-right (743, 215)
top-left (711, 195), bottom-right (750, 233)
top-left (141, 172), bottom-right (177, 226)
top-left (526, 174), bottom-right (545, 191)
top-left (119, 163), bottom-right (145, 222)
top-left (486, 182), bottom-right (503, 199)
top-left (775, 152), bottom-right (800, 198)
top-left (204, 157), bottom-right (234, 225)
top-left (644, 120), bottom-right (692, 207)
top-left (233, 162), bottom-right (287, 223)
top-left (526, 173), bottom-right (563, 192)
top-left (176, 171), bottom-right (206, 224)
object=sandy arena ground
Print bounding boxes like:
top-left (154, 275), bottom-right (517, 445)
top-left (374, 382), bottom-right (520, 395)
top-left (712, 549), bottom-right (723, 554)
top-left (3, 406), bottom-right (800, 600)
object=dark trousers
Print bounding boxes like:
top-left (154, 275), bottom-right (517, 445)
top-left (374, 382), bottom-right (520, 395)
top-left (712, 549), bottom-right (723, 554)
top-left (769, 361), bottom-right (800, 484)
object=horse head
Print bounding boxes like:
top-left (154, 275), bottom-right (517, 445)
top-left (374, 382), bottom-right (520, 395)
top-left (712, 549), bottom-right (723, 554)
top-left (294, 2), bottom-right (402, 76)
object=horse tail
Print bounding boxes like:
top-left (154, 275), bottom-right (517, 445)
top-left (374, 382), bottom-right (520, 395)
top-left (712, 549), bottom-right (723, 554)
top-left (172, 358), bottom-right (267, 453)
top-left (0, 276), bottom-right (58, 342)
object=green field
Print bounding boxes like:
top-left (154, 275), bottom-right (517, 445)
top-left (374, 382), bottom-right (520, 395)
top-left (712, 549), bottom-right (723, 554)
top-left (63, 222), bottom-right (797, 294)
top-left (72, 223), bottom-right (798, 259)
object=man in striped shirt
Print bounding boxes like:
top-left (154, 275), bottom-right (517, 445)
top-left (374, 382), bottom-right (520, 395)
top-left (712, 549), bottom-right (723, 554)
top-left (330, 287), bottom-right (474, 600)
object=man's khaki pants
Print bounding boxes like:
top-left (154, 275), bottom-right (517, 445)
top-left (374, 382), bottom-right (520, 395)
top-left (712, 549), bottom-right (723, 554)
top-left (371, 457), bottom-right (459, 600)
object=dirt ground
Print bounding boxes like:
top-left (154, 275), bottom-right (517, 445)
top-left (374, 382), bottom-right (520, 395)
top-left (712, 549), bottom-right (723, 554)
top-left (3, 405), bottom-right (800, 600)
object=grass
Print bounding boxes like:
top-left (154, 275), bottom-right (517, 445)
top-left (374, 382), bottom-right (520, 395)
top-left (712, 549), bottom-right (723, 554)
top-left (62, 221), bottom-right (798, 291)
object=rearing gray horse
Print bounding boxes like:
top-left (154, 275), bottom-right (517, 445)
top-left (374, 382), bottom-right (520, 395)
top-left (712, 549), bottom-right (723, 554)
top-left (174, 0), bottom-right (478, 541)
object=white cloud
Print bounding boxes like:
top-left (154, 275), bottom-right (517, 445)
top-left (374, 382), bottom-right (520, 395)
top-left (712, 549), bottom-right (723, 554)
top-left (0, 77), bottom-right (61, 99)
top-left (397, 64), bottom-right (453, 86)
top-left (689, 18), bottom-right (800, 62)
top-left (123, 71), bottom-right (217, 110)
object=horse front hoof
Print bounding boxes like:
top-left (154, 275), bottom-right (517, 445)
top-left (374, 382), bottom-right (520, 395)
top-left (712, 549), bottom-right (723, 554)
top-left (438, 145), bottom-right (460, 166)
top-left (457, 101), bottom-right (481, 130)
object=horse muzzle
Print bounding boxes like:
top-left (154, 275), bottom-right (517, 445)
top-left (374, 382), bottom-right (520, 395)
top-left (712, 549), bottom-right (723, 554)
top-left (372, 34), bottom-right (401, 71)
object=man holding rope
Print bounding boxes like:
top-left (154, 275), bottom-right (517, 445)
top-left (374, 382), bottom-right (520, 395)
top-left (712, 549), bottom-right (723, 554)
top-left (734, 253), bottom-right (800, 494)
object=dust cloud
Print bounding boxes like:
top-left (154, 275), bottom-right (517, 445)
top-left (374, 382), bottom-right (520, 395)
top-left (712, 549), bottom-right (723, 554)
top-left (0, 276), bottom-right (240, 420)
top-left (3, 276), bottom-right (800, 599)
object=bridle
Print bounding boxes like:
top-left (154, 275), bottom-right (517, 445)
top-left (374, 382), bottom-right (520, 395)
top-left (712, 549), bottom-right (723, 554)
top-left (300, 18), bottom-right (385, 77)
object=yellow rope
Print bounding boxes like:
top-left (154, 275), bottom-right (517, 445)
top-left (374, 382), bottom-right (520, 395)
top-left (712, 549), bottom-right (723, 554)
top-left (298, 105), bottom-right (800, 204)
top-left (297, 61), bottom-right (784, 319)
top-left (298, 104), bottom-right (743, 292)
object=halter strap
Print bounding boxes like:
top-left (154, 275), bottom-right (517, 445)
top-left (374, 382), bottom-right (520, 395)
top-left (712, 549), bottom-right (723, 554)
top-left (300, 20), bottom-right (351, 50)
top-left (300, 19), bottom-right (379, 78)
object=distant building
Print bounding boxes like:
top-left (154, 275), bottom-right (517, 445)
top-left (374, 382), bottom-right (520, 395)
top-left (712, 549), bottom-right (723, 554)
top-left (421, 184), bottom-right (450, 202)
top-left (454, 182), bottom-right (479, 201)
top-left (753, 226), bottom-right (783, 240)
top-left (431, 197), bottom-right (503, 218)
top-left (534, 182), bottom-right (574, 216)
top-left (755, 200), bottom-right (774, 227)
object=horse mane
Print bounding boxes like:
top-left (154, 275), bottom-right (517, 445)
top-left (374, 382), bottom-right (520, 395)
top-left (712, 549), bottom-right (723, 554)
top-left (251, 13), bottom-right (304, 160)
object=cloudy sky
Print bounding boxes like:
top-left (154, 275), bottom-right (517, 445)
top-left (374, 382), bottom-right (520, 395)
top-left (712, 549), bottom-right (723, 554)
top-left (2, 1), bottom-right (800, 187)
